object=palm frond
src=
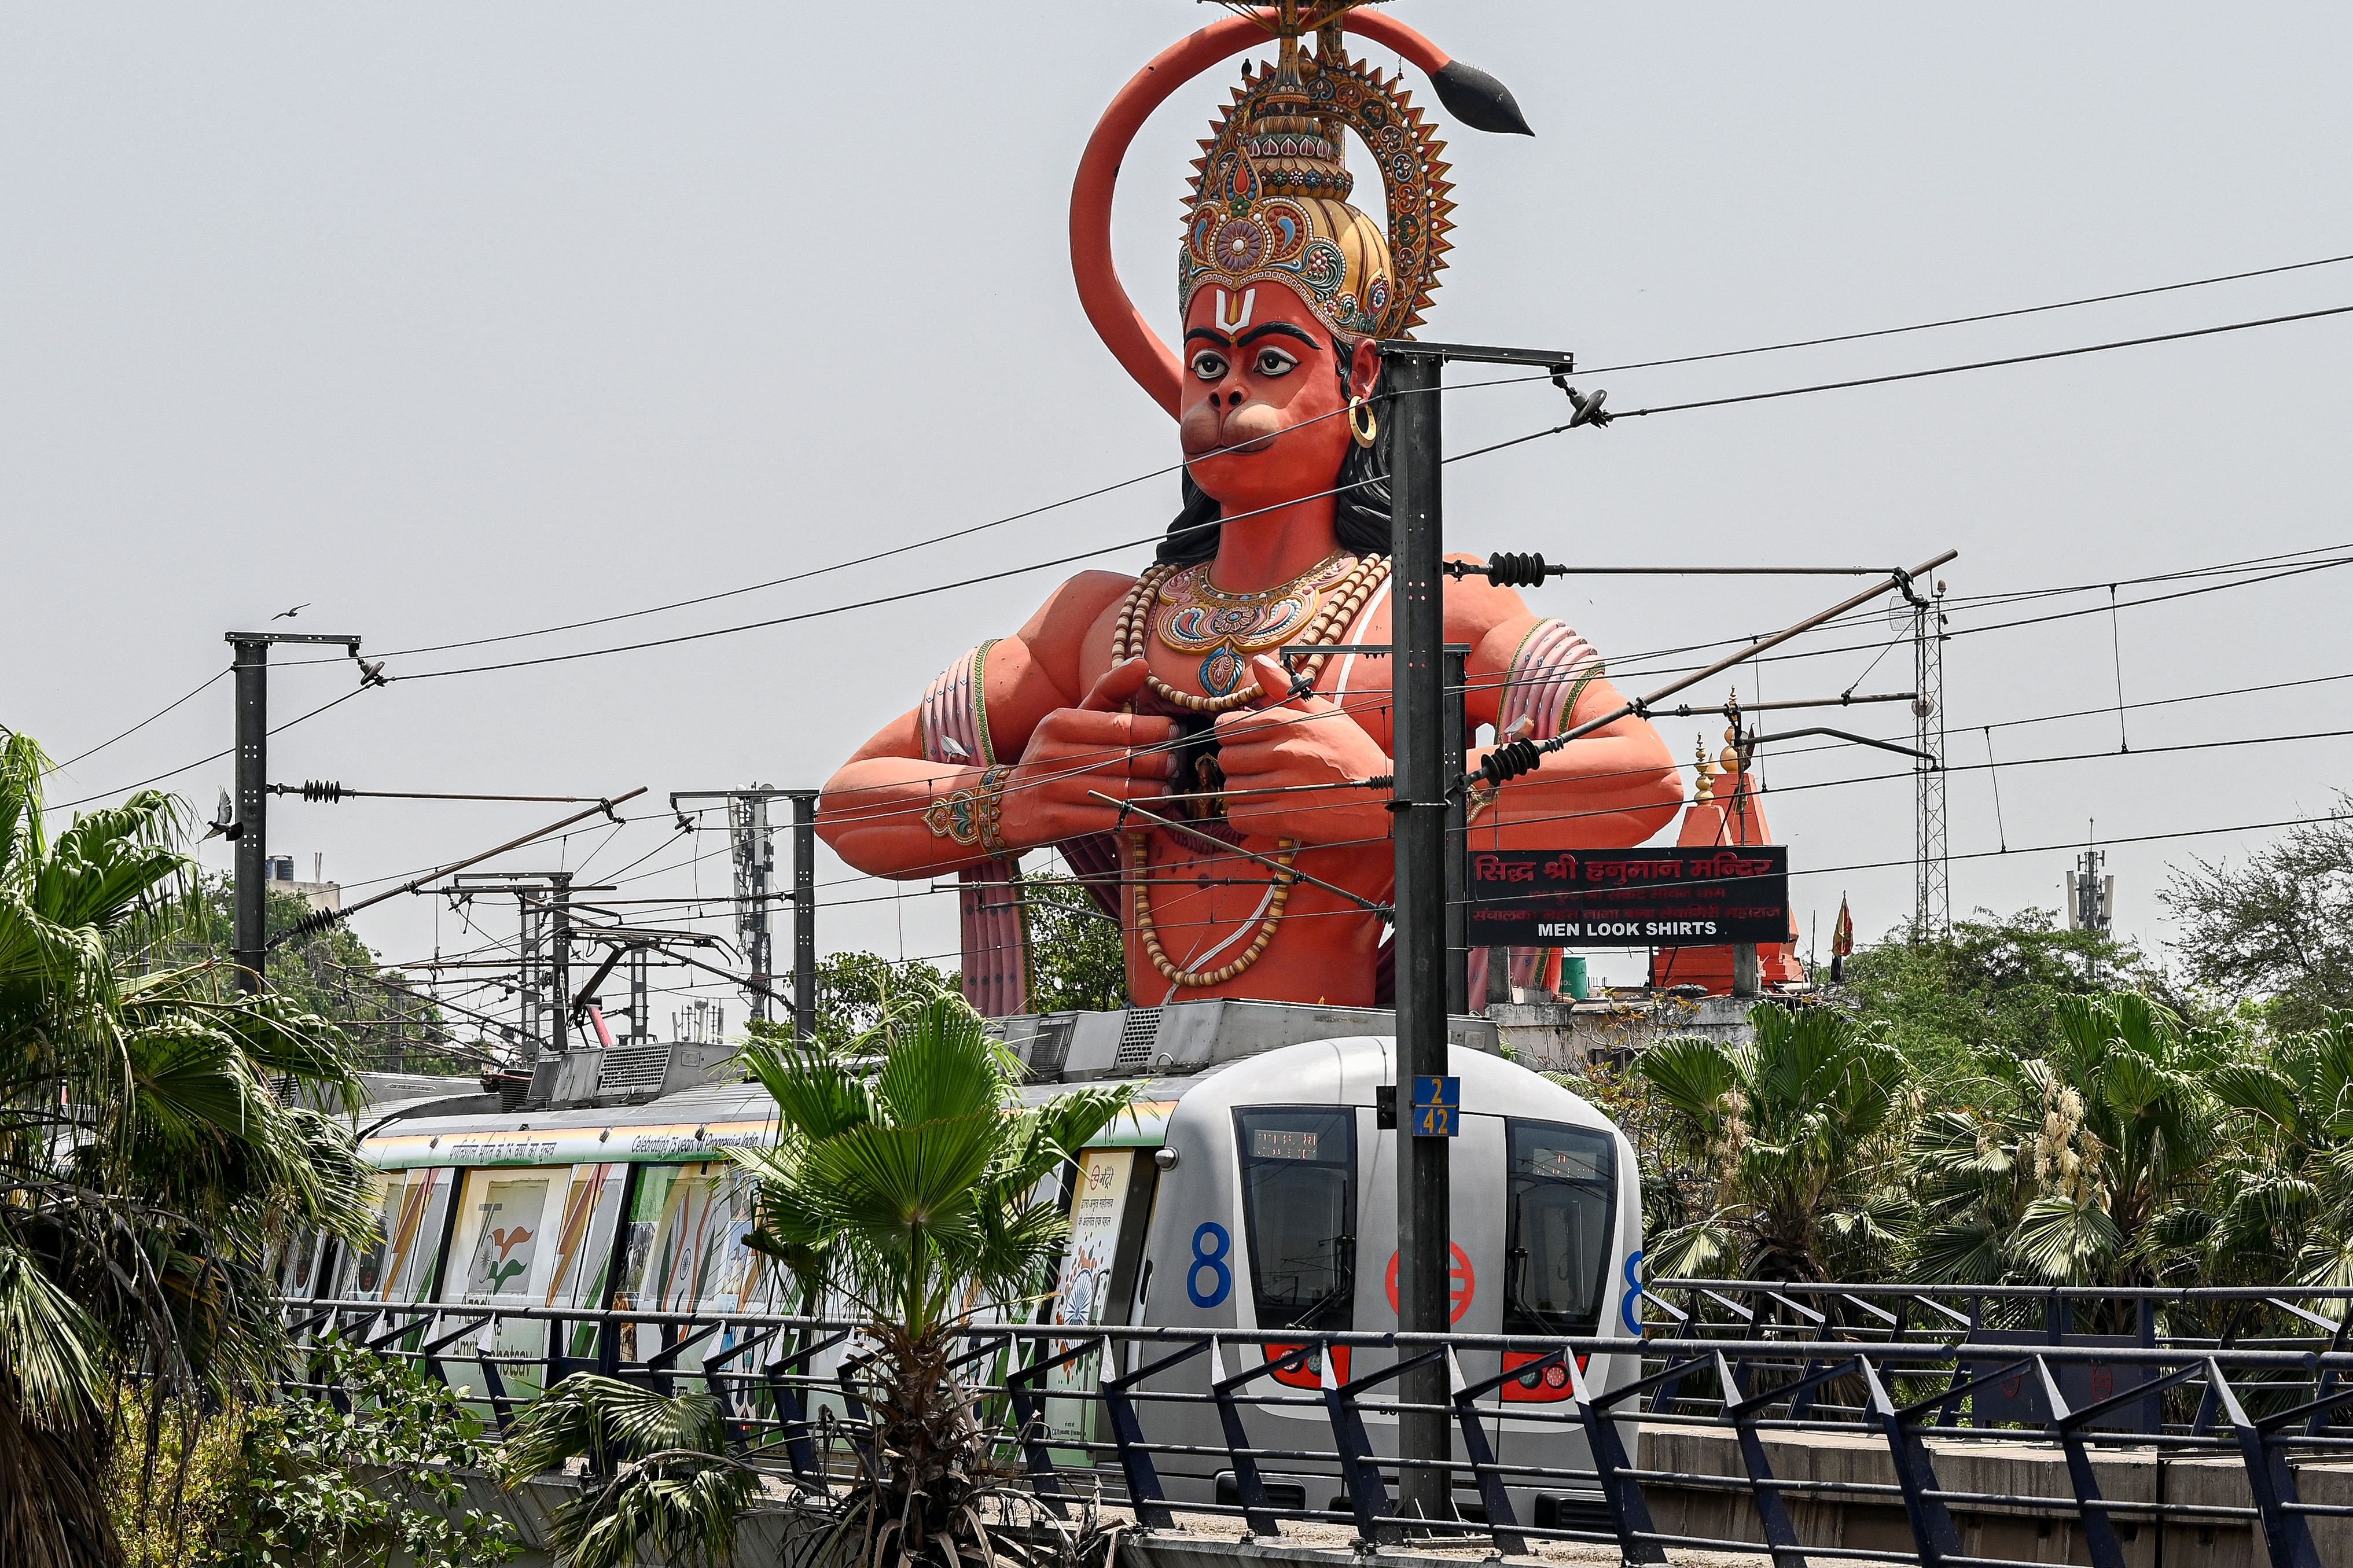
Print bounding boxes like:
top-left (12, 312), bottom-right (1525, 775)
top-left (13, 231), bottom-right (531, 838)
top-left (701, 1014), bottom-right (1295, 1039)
top-left (873, 999), bottom-right (1001, 1127)
top-left (1634, 1036), bottom-right (1739, 1122)
top-left (2010, 1194), bottom-right (2125, 1283)
top-left (0, 1236), bottom-right (102, 1422)
top-left (502, 1374), bottom-right (755, 1568)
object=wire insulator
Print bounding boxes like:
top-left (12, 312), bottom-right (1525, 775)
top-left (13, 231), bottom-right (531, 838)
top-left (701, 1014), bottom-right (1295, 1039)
top-left (274, 905), bottom-right (344, 946)
top-left (300, 779), bottom-right (345, 803)
top-left (1483, 551), bottom-right (1550, 589)
top-left (1480, 737), bottom-right (1545, 787)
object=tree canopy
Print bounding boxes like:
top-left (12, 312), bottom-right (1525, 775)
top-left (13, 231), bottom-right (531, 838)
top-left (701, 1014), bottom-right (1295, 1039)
top-left (2163, 800), bottom-right (2353, 1032)
top-left (0, 731), bottom-right (375, 1567)
top-left (1837, 905), bottom-right (2167, 1081)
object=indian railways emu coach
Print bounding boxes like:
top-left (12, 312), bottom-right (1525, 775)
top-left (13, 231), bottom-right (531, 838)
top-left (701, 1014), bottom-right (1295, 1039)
top-left (293, 1007), bottom-right (1644, 1519)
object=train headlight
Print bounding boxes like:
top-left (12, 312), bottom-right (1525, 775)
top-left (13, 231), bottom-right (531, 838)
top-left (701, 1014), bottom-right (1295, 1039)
top-left (1153, 1147), bottom-right (1179, 1171)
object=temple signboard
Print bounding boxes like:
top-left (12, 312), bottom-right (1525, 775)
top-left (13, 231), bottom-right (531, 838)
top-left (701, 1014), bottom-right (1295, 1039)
top-left (1466, 848), bottom-right (1791, 947)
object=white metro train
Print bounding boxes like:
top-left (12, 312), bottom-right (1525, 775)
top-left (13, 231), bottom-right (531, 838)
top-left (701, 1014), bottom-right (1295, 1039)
top-left (299, 1003), bottom-right (1645, 1522)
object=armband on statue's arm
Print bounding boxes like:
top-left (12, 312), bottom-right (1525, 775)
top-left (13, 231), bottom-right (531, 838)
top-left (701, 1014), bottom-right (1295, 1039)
top-left (1469, 619), bottom-right (1603, 824)
top-left (913, 637), bottom-right (1028, 1018)
top-left (917, 638), bottom-right (1001, 770)
top-left (1498, 619), bottom-right (1602, 741)
top-left (916, 639), bottom-right (1017, 857)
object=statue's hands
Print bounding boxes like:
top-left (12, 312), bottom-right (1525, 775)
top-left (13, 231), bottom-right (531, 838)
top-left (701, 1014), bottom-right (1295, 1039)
top-left (998, 658), bottom-right (1175, 848)
top-left (1212, 656), bottom-right (1395, 845)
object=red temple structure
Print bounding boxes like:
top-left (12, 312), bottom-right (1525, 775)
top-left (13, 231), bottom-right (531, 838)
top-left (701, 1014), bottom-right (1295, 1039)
top-left (1649, 710), bottom-right (1807, 993)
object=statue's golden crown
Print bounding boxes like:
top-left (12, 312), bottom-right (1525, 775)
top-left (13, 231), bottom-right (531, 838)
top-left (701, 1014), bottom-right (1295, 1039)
top-left (1178, 21), bottom-right (1455, 343)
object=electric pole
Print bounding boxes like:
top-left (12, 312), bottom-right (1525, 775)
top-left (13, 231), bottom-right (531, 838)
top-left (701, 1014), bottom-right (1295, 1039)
top-left (225, 630), bottom-right (363, 993)
top-left (791, 790), bottom-right (817, 1044)
top-left (1911, 583), bottom-right (1950, 938)
top-left (452, 873), bottom-right (608, 1065)
top-left (1443, 646), bottom-right (1470, 1015)
top-left (627, 945), bottom-right (650, 1043)
top-left (1383, 341), bottom-right (1453, 1522)
top-left (670, 787), bottom-right (819, 1040)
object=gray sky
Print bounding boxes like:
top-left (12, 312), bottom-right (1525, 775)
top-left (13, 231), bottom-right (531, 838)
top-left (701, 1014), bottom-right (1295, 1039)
top-left (9, 3), bottom-right (2351, 1031)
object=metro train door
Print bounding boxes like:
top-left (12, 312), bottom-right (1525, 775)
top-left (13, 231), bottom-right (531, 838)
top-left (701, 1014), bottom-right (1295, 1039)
top-left (1350, 1110), bottom-right (1510, 1401)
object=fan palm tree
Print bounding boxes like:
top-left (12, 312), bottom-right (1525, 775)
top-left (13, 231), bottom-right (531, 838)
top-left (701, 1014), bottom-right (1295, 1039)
top-left (1635, 1003), bottom-right (1913, 1283)
top-left (734, 994), bottom-right (1135, 1568)
top-left (1908, 992), bottom-right (2225, 1287)
top-left (506, 995), bottom-right (1135, 1568)
top-left (0, 730), bottom-right (372, 1567)
top-left (2196, 1017), bottom-right (2353, 1290)
top-left (497, 1374), bottom-right (757, 1568)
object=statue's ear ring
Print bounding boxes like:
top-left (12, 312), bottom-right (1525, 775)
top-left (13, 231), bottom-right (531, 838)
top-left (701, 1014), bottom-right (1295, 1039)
top-left (1348, 394), bottom-right (1379, 450)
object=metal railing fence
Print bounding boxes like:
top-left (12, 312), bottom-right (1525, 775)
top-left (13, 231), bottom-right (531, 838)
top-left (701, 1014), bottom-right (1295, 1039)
top-left (275, 1283), bottom-right (2353, 1568)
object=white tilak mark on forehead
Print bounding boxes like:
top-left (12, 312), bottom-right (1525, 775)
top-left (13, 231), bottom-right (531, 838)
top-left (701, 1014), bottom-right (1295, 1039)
top-left (1214, 287), bottom-right (1256, 333)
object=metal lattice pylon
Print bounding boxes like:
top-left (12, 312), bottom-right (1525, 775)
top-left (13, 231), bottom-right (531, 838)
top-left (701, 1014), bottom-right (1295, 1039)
top-left (1913, 588), bottom-right (1950, 937)
top-left (728, 791), bottom-right (776, 1024)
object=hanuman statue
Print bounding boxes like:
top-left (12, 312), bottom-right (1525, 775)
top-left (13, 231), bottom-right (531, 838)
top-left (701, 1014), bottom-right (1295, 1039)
top-left (821, 5), bottom-right (1682, 1013)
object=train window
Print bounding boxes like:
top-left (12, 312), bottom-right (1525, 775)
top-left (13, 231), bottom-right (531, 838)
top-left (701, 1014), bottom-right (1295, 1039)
top-left (543, 1164), bottom-right (630, 1309)
top-left (1503, 1121), bottom-right (1617, 1338)
top-left (447, 1169), bottom-right (560, 1304)
top-left (277, 1229), bottom-right (322, 1299)
top-left (439, 1167), bottom-right (567, 1386)
top-left (341, 1167), bottom-right (454, 1304)
top-left (1234, 1109), bottom-right (1355, 1330)
top-left (614, 1163), bottom-right (771, 1322)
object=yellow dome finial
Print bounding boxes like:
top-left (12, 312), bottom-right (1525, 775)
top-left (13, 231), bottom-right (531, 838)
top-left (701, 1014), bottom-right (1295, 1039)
top-left (1719, 690), bottom-right (1745, 776)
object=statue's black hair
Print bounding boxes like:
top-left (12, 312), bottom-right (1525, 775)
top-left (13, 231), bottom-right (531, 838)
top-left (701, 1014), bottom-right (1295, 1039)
top-left (1156, 349), bottom-right (1393, 566)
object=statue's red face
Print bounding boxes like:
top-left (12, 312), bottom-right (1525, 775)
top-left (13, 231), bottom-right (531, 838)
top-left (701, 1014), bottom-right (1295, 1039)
top-left (1179, 282), bottom-right (1380, 512)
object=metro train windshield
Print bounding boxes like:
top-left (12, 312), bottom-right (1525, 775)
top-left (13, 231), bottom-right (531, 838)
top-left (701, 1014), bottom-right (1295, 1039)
top-left (1503, 1119), bottom-right (1617, 1338)
top-left (1234, 1107), bottom-right (1356, 1330)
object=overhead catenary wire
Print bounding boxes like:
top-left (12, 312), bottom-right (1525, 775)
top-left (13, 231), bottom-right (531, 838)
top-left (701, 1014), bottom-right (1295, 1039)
top-left (286, 300), bottom-right (2353, 690)
top-left (513, 712), bottom-right (2353, 931)
top-left (39, 667), bottom-right (230, 776)
top-left (543, 793), bottom-right (2353, 970)
top-left (1604, 302), bottom-right (2353, 422)
top-left (115, 525), bottom-right (2353, 1013)
top-left (304, 577), bottom-right (2353, 945)
top-left (250, 248), bottom-right (2353, 681)
top-left (1509, 549), bottom-right (2353, 697)
top-left (266, 781), bottom-right (612, 804)
top-left (346, 618), bottom-right (2353, 917)
top-left (374, 711), bottom-right (2353, 1026)
top-left (43, 262), bottom-right (2345, 835)
top-left (265, 787), bottom-right (646, 948)
top-left (52, 301), bottom-right (2353, 818)
top-left (1517, 539), bottom-right (2353, 694)
top-left (598, 533), bottom-right (2353, 833)
top-left (1574, 248), bottom-right (2353, 376)
top-left (47, 683), bottom-right (377, 811)
top-left (265, 377), bottom-right (1537, 671)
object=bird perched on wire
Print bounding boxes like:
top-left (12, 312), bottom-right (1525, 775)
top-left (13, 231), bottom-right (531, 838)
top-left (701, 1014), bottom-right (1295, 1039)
top-left (203, 787), bottom-right (241, 841)
top-left (271, 603), bottom-right (310, 621)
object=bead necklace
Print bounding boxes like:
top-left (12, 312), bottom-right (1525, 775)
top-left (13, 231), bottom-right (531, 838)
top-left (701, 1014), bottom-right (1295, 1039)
top-left (1111, 553), bottom-right (1390, 715)
top-left (1128, 831), bottom-right (1301, 988)
top-left (1110, 550), bottom-right (1384, 985)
